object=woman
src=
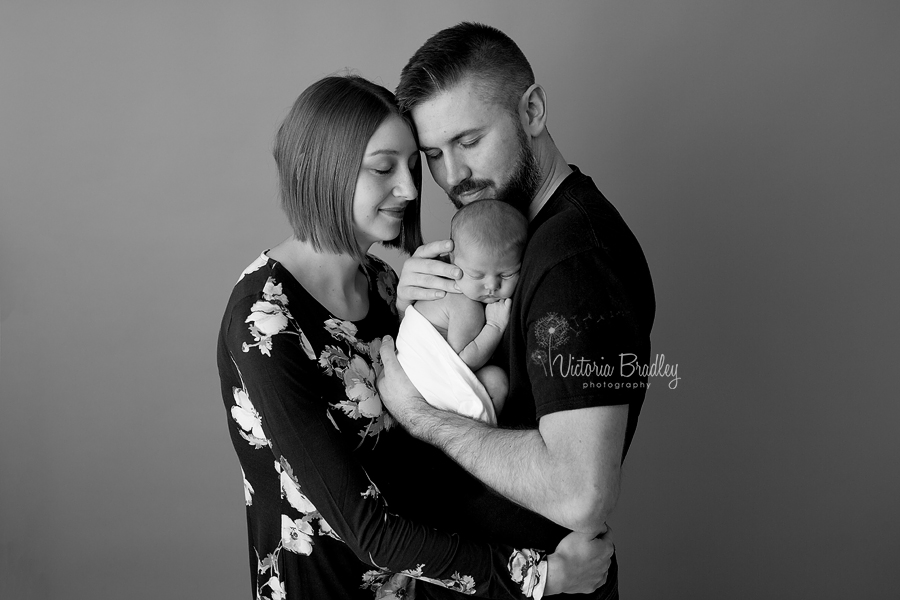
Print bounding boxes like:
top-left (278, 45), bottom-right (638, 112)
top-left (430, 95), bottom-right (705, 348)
top-left (217, 75), bottom-right (607, 599)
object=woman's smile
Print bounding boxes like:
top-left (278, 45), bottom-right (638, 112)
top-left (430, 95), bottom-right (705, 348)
top-left (378, 203), bottom-right (408, 218)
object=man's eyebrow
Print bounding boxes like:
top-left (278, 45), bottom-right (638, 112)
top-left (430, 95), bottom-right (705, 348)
top-left (419, 127), bottom-right (483, 151)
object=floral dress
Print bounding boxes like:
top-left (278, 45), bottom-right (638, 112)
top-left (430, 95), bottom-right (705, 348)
top-left (217, 253), bottom-right (548, 599)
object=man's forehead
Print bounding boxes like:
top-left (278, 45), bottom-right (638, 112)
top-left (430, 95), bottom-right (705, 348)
top-left (411, 80), bottom-right (502, 144)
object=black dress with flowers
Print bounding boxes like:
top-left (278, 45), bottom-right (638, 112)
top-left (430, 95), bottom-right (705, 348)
top-left (217, 253), bottom-right (550, 600)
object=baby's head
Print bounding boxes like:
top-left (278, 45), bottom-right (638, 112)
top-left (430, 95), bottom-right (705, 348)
top-left (449, 200), bottom-right (528, 304)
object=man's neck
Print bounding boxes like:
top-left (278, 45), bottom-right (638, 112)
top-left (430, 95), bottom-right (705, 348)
top-left (527, 139), bottom-right (572, 221)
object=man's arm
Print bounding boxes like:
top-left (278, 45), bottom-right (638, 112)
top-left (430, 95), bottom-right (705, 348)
top-left (378, 335), bottom-right (627, 536)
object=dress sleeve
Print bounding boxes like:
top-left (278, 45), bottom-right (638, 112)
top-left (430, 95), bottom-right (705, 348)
top-left (223, 287), bottom-right (546, 599)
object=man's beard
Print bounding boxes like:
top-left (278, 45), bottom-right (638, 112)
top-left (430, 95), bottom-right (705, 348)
top-left (447, 123), bottom-right (542, 212)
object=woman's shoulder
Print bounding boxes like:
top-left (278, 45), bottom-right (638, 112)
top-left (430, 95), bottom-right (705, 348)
top-left (235, 251), bottom-right (274, 285)
top-left (223, 251), bottom-right (313, 327)
top-left (365, 255), bottom-right (399, 315)
top-left (365, 254), bottom-right (397, 280)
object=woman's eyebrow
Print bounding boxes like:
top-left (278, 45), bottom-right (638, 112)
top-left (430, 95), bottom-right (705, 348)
top-left (367, 148), bottom-right (401, 157)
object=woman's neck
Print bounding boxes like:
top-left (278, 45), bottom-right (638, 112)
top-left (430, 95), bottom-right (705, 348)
top-left (268, 237), bottom-right (370, 321)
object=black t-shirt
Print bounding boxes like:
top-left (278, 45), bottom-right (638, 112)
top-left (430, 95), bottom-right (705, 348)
top-left (458, 166), bottom-right (654, 600)
top-left (499, 165), bottom-right (655, 460)
top-left (429, 167), bottom-right (654, 599)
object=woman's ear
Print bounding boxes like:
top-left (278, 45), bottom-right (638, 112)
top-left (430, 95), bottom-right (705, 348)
top-left (518, 84), bottom-right (548, 137)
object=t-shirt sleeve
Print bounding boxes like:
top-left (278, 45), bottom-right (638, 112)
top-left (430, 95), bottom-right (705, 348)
top-left (525, 249), bottom-right (650, 419)
top-left (222, 288), bottom-right (547, 599)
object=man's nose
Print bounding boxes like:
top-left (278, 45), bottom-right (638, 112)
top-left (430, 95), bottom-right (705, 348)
top-left (443, 153), bottom-right (470, 188)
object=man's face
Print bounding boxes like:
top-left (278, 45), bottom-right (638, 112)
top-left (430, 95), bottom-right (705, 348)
top-left (412, 78), bottom-right (541, 211)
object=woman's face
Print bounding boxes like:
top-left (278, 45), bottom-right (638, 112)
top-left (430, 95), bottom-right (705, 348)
top-left (352, 116), bottom-right (419, 250)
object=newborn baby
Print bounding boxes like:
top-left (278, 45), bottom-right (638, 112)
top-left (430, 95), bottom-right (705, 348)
top-left (398, 199), bottom-right (527, 422)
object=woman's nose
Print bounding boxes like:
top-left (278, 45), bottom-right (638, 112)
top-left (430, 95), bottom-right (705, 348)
top-left (393, 170), bottom-right (418, 200)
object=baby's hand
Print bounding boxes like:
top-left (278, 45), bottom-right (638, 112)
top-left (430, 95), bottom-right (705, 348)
top-left (485, 298), bottom-right (512, 332)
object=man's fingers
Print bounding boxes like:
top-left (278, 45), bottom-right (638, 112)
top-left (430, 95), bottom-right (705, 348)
top-left (412, 238), bottom-right (454, 259)
top-left (405, 257), bottom-right (462, 282)
top-left (380, 335), bottom-right (397, 367)
top-left (403, 287), bottom-right (446, 303)
top-left (398, 263), bottom-right (462, 304)
top-left (409, 272), bottom-right (462, 294)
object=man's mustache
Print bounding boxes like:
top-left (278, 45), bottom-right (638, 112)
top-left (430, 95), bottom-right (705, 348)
top-left (450, 179), bottom-right (494, 197)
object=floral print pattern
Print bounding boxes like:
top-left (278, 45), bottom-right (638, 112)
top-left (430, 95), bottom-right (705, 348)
top-left (376, 268), bottom-right (399, 316)
top-left (256, 545), bottom-right (287, 600)
top-left (277, 457), bottom-right (316, 514)
top-left (243, 277), bottom-right (315, 359)
top-left (237, 252), bottom-right (269, 283)
top-left (362, 563), bottom-right (476, 596)
top-left (320, 321), bottom-right (393, 442)
top-left (222, 254), bottom-right (551, 599)
top-left (231, 383), bottom-right (269, 449)
top-left (508, 548), bottom-right (547, 597)
top-left (243, 467), bottom-right (254, 506)
top-left (282, 515), bottom-right (315, 555)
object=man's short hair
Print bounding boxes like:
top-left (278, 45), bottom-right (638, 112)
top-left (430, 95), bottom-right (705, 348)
top-left (396, 22), bottom-right (535, 116)
top-left (450, 200), bottom-right (528, 258)
top-left (274, 75), bottom-right (423, 263)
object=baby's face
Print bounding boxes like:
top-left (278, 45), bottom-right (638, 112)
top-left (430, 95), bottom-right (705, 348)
top-left (451, 243), bottom-right (521, 304)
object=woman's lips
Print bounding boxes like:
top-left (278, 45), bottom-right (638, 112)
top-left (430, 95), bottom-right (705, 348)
top-left (379, 205), bottom-right (406, 218)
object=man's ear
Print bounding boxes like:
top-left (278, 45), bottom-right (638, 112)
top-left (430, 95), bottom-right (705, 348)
top-left (518, 84), bottom-right (548, 137)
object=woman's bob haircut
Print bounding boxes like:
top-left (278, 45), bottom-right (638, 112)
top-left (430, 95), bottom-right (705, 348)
top-left (274, 75), bottom-right (423, 263)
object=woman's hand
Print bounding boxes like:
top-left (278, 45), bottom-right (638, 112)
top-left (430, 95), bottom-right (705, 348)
top-left (396, 240), bottom-right (462, 313)
top-left (543, 528), bottom-right (614, 596)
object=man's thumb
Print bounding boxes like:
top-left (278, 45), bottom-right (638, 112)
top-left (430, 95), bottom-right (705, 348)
top-left (381, 335), bottom-right (395, 357)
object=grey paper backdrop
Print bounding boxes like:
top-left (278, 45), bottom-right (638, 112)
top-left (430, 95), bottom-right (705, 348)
top-left (1, 1), bottom-right (898, 598)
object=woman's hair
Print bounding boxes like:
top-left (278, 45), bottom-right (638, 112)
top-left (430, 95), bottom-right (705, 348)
top-left (274, 75), bottom-right (423, 263)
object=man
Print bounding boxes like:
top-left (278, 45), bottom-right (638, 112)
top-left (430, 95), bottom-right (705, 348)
top-left (378, 22), bottom-right (655, 598)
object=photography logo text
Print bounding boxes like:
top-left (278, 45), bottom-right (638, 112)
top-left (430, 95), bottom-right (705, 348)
top-left (530, 312), bottom-right (680, 389)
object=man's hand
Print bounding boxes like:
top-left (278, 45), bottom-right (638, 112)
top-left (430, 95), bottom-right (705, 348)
top-left (484, 297), bottom-right (511, 331)
top-left (377, 335), bottom-right (430, 429)
top-left (396, 240), bottom-right (462, 313)
top-left (544, 527), bottom-right (614, 596)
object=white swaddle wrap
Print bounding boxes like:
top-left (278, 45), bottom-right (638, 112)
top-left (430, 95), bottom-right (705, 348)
top-left (395, 304), bottom-right (497, 425)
